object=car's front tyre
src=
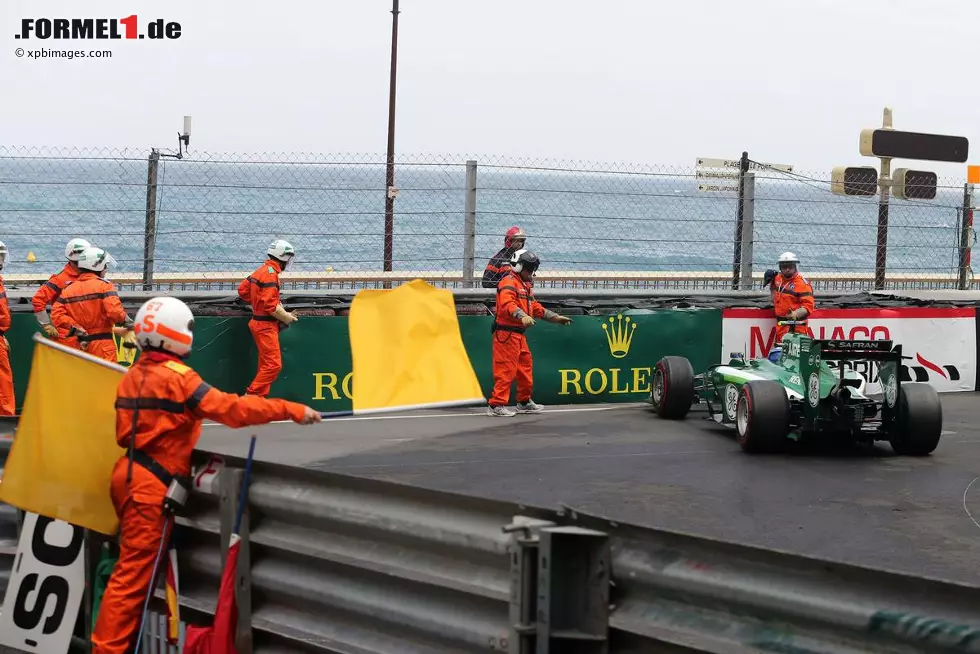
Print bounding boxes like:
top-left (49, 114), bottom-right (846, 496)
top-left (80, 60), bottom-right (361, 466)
top-left (651, 356), bottom-right (695, 419)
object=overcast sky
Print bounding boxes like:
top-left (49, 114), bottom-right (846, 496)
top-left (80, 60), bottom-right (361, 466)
top-left (2, 0), bottom-right (977, 177)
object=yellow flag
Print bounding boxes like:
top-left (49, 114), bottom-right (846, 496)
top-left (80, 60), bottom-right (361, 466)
top-left (0, 335), bottom-right (125, 534)
top-left (348, 278), bottom-right (485, 413)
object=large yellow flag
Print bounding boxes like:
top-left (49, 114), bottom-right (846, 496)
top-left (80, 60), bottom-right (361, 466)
top-left (0, 334), bottom-right (125, 534)
top-left (348, 278), bottom-right (485, 413)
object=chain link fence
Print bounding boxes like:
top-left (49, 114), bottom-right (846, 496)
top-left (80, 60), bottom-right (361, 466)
top-left (0, 145), bottom-right (974, 289)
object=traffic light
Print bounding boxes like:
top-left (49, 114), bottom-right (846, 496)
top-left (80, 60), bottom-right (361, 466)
top-left (892, 168), bottom-right (938, 200)
top-left (831, 166), bottom-right (878, 196)
top-left (860, 129), bottom-right (969, 163)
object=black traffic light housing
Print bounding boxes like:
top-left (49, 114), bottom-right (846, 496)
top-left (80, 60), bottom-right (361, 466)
top-left (892, 169), bottom-right (938, 200)
top-left (860, 129), bottom-right (969, 163)
top-left (831, 166), bottom-right (878, 196)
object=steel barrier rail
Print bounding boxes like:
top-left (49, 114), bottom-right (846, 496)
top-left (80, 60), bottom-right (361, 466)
top-left (171, 453), bottom-right (530, 654)
top-left (163, 450), bottom-right (980, 654)
top-left (2, 271), bottom-right (976, 293)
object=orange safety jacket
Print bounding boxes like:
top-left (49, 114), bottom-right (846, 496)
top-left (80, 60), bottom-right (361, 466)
top-left (770, 272), bottom-right (815, 321)
top-left (115, 351), bottom-right (307, 496)
top-left (238, 259), bottom-right (282, 323)
top-left (493, 270), bottom-right (546, 334)
top-left (50, 273), bottom-right (128, 342)
top-left (32, 264), bottom-right (81, 316)
top-left (0, 275), bottom-right (10, 336)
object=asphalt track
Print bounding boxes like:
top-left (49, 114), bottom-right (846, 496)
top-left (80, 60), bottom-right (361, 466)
top-left (198, 393), bottom-right (980, 587)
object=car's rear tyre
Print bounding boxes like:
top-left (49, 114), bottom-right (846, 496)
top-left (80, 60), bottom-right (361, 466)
top-left (651, 356), bottom-right (695, 419)
top-left (735, 380), bottom-right (790, 453)
top-left (888, 383), bottom-right (943, 456)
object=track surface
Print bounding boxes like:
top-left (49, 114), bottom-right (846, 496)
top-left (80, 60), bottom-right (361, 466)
top-left (199, 394), bottom-right (980, 586)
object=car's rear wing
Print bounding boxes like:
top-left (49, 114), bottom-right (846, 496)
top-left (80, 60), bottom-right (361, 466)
top-left (812, 339), bottom-right (902, 362)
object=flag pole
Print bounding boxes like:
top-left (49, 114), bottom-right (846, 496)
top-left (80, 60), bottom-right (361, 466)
top-left (318, 397), bottom-right (486, 420)
top-left (233, 436), bottom-right (257, 537)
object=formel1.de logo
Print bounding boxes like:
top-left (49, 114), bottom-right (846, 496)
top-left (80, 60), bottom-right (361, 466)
top-left (15, 16), bottom-right (182, 40)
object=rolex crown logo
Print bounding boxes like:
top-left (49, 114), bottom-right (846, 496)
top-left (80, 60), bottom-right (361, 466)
top-left (602, 314), bottom-right (636, 359)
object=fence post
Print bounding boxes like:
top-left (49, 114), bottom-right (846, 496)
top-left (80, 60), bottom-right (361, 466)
top-left (731, 151), bottom-right (749, 289)
top-left (739, 172), bottom-right (756, 290)
top-left (143, 149), bottom-right (160, 291)
top-left (958, 183), bottom-right (974, 290)
top-left (462, 160), bottom-right (478, 287)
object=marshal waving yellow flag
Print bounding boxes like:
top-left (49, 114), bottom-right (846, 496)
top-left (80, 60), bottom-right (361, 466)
top-left (347, 278), bottom-right (485, 413)
top-left (0, 334), bottom-right (126, 534)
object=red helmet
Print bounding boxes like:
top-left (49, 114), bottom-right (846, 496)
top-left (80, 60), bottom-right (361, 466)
top-left (505, 226), bottom-right (527, 248)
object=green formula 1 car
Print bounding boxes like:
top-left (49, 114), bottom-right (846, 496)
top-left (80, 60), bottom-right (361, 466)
top-left (649, 322), bottom-right (943, 455)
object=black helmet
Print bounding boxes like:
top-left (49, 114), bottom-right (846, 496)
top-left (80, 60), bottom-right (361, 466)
top-left (510, 248), bottom-right (540, 274)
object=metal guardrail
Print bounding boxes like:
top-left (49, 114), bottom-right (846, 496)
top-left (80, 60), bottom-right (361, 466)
top-left (162, 450), bottom-right (980, 654)
top-left (2, 270), bottom-right (977, 293)
top-left (1, 434), bottom-right (980, 653)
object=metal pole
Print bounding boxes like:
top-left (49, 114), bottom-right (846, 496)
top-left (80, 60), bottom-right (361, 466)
top-left (462, 160), bottom-right (478, 287)
top-left (874, 108), bottom-right (893, 290)
top-left (142, 149), bottom-right (160, 291)
top-left (739, 172), bottom-right (756, 290)
top-left (731, 151), bottom-right (749, 289)
top-left (959, 182), bottom-right (975, 289)
top-left (383, 0), bottom-right (400, 281)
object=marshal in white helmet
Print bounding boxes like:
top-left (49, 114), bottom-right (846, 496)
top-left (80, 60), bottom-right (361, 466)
top-left (76, 246), bottom-right (117, 275)
top-left (65, 238), bottom-right (91, 262)
top-left (133, 296), bottom-right (196, 358)
top-left (763, 250), bottom-right (814, 339)
top-left (127, 296), bottom-right (322, 424)
top-left (267, 239), bottom-right (295, 269)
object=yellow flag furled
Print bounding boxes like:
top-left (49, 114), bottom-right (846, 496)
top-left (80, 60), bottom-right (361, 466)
top-left (348, 278), bottom-right (485, 413)
top-left (0, 334), bottom-right (126, 534)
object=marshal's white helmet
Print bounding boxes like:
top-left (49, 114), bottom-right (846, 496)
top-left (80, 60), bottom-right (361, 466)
top-left (778, 251), bottom-right (799, 265)
top-left (134, 296), bottom-right (195, 357)
top-left (65, 238), bottom-right (91, 262)
top-left (267, 239), bottom-right (295, 261)
top-left (77, 246), bottom-right (117, 273)
top-left (0, 240), bottom-right (7, 271)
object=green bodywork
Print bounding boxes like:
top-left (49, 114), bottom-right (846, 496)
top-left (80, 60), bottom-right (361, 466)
top-left (694, 332), bottom-right (902, 439)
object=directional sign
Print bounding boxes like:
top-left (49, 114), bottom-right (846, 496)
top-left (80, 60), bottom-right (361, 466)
top-left (695, 170), bottom-right (740, 181)
top-left (698, 183), bottom-right (739, 193)
top-left (696, 157), bottom-right (794, 173)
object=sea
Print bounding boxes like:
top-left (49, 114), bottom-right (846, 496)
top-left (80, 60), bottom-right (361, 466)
top-left (0, 151), bottom-right (970, 279)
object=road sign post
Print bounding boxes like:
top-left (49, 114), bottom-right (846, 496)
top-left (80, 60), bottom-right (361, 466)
top-left (695, 155), bottom-right (793, 289)
top-left (959, 183), bottom-right (975, 290)
top-left (732, 151), bottom-right (749, 289)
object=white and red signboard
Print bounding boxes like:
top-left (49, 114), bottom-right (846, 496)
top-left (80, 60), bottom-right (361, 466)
top-left (0, 512), bottom-right (86, 654)
top-left (722, 307), bottom-right (977, 394)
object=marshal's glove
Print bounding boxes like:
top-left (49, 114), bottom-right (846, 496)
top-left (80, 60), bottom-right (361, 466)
top-left (763, 269), bottom-right (777, 287)
top-left (41, 324), bottom-right (59, 339)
